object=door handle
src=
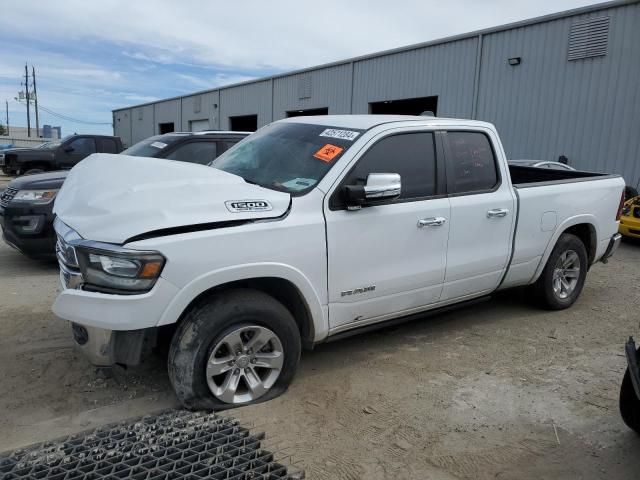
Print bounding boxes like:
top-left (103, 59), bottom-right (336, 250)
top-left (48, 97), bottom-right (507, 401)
top-left (487, 208), bottom-right (509, 218)
top-left (418, 217), bottom-right (447, 228)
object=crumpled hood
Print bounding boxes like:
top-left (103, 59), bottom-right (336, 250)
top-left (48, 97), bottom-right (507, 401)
top-left (53, 154), bottom-right (291, 244)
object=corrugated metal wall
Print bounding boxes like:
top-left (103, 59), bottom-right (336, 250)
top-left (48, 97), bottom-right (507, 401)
top-left (154, 99), bottom-right (181, 134)
top-left (131, 105), bottom-right (154, 144)
top-left (352, 37), bottom-right (479, 117)
top-left (272, 64), bottom-right (352, 118)
top-left (113, 109), bottom-right (132, 147)
top-left (477, 1), bottom-right (640, 185)
top-left (181, 91), bottom-right (221, 131)
top-left (113, 1), bottom-right (639, 184)
top-left (219, 81), bottom-right (272, 130)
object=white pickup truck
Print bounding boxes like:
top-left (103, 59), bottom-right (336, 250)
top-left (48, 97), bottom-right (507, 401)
top-left (52, 115), bottom-right (624, 409)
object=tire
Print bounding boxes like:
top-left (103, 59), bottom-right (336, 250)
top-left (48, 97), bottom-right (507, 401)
top-left (168, 288), bottom-right (301, 410)
top-left (533, 233), bottom-right (588, 310)
top-left (620, 367), bottom-right (640, 434)
top-left (23, 168), bottom-right (45, 176)
top-left (625, 185), bottom-right (639, 201)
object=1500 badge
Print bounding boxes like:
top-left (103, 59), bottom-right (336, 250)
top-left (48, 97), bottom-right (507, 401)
top-left (225, 200), bottom-right (273, 213)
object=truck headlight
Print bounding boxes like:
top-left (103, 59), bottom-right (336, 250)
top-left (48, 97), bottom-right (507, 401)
top-left (75, 247), bottom-right (165, 293)
top-left (13, 189), bottom-right (59, 204)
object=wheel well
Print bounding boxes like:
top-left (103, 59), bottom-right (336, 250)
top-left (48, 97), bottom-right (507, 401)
top-left (563, 223), bottom-right (596, 265)
top-left (178, 278), bottom-right (315, 349)
top-left (22, 162), bottom-right (48, 172)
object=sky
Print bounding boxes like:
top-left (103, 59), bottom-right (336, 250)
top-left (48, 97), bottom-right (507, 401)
top-left (0, 0), bottom-right (604, 136)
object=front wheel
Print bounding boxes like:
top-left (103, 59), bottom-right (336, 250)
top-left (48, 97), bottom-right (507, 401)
top-left (532, 233), bottom-right (588, 310)
top-left (168, 289), bottom-right (301, 410)
top-left (620, 367), bottom-right (640, 434)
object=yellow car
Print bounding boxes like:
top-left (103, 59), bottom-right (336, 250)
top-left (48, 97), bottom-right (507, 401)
top-left (619, 196), bottom-right (640, 239)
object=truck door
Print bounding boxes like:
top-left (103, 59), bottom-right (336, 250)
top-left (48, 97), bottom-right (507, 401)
top-left (440, 130), bottom-right (515, 301)
top-left (324, 131), bottom-right (450, 331)
top-left (58, 137), bottom-right (97, 169)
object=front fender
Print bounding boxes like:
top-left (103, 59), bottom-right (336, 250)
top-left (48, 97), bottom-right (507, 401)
top-left (157, 262), bottom-right (328, 342)
top-left (530, 214), bottom-right (598, 283)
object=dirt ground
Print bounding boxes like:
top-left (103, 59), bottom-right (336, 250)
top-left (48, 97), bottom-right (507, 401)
top-left (0, 208), bottom-right (638, 478)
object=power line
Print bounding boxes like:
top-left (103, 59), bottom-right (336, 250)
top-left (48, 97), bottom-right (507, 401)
top-left (16, 98), bottom-right (111, 125)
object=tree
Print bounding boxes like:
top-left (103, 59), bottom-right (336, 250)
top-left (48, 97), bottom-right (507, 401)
top-left (0, 123), bottom-right (5, 136)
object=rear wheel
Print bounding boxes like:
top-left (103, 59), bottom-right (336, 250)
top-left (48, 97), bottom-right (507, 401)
top-left (168, 288), bottom-right (301, 410)
top-left (533, 233), bottom-right (588, 310)
top-left (620, 367), bottom-right (640, 434)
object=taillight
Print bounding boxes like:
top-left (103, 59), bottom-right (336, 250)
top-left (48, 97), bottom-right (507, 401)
top-left (616, 191), bottom-right (625, 221)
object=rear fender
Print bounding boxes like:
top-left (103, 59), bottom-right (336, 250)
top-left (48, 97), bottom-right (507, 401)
top-left (530, 214), bottom-right (598, 283)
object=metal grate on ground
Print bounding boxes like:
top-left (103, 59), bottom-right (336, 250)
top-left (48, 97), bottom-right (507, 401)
top-left (0, 409), bottom-right (304, 480)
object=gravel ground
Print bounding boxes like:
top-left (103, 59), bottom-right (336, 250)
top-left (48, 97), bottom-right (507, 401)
top-left (0, 231), bottom-right (638, 479)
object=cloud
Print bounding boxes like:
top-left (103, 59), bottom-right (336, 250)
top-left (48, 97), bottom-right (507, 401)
top-left (123, 94), bottom-right (160, 103)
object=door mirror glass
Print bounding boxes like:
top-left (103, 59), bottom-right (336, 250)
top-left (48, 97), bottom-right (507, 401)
top-left (344, 173), bottom-right (401, 208)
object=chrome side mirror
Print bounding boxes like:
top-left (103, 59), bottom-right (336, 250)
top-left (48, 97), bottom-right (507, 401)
top-left (344, 173), bottom-right (401, 209)
top-left (364, 173), bottom-right (401, 200)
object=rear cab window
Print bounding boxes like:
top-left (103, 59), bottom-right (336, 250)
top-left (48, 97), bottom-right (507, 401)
top-left (97, 138), bottom-right (118, 153)
top-left (445, 131), bottom-right (499, 194)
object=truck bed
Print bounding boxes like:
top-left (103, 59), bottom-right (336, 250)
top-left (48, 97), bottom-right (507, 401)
top-left (509, 165), bottom-right (612, 187)
top-left (500, 169), bottom-right (624, 290)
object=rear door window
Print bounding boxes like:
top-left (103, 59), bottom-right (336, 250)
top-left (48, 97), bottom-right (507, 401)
top-left (445, 131), bottom-right (498, 194)
top-left (97, 138), bottom-right (118, 153)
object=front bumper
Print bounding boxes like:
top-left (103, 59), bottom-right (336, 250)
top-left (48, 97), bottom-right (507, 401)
top-left (0, 202), bottom-right (56, 258)
top-left (53, 276), bottom-right (179, 331)
top-left (626, 337), bottom-right (640, 400)
top-left (619, 216), bottom-right (640, 238)
top-left (600, 233), bottom-right (622, 263)
top-left (70, 322), bottom-right (150, 367)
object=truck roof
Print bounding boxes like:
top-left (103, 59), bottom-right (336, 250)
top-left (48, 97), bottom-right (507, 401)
top-left (280, 114), bottom-right (494, 130)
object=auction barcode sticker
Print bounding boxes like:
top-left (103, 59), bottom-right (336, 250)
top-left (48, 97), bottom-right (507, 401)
top-left (319, 129), bottom-right (360, 141)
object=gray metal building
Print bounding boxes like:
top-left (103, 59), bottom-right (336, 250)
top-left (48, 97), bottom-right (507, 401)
top-left (113, 0), bottom-right (640, 185)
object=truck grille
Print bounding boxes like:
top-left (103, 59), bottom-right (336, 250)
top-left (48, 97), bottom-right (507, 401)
top-left (56, 235), bottom-right (84, 289)
top-left (0, 187), bottom-right (18, 208)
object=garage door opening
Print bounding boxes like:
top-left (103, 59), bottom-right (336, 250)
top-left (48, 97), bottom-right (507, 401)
top-left (158, 122), bottom-right (175, 134)
top-left (229, 115), bottom-right (258, 132)
top-left (286, 107), bottom-right (329, 117)
top-left (369, 96), bottom-right (438, 116)
top-left (189, 119), bottom-right (210, 132)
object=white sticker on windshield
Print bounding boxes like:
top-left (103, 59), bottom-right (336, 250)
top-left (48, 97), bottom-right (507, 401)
top-left (281, 178), bottom-right (316, 191)
top-left (319, 129), bottom-right (360, 141)
top-left (150, 141), bottom-right (167, 149)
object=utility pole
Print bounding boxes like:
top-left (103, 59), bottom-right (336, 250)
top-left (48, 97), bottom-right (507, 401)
top-left (5, 100), bottom-right (9, 136)
top-left (24, 63), bottom-right (31, 137)
top-left (32, 66), bottom-right (39, 137)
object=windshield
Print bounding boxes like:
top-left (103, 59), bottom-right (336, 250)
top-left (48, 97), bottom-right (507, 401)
top-left (122, 135), bottom-right (183, 157)
top-left (211, 122), bottom-right (363, 194)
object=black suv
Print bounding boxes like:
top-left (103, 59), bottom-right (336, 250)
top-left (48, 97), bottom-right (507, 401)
top-left (0, 131), bottom-right (249, 258)
top-left (0, 134), bottom-right (123, 175)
